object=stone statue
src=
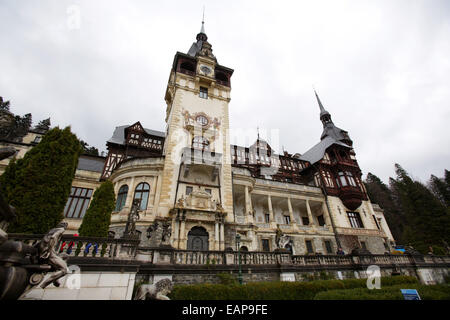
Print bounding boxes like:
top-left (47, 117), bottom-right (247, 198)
top-left (134, 278), bottom-right (173, 300)
top-left (34, 221), bottom-right (69, 288)
top-left (124, 199), bottom-right (141, 237)
top-left (146, 221), bottom-right (159, 240)
top-left (161, 221), bottom-right (172, 246)
top-left (275, 225), bottom-right (290, 250)
top-left (176, 196), bottom-right (185, 208)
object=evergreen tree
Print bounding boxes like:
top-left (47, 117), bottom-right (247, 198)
top-left (0, 127), bottom-right (82, 234)
top-left (0, 96), bottom-right (10, 111)
top-left (80, 139), bottom-right (99, 156)
top-left (390, 164), bottom-right (450, 253)
top-left (364, 172), bottom-right (405, 242)
top-left (429, 170), bottom-right (450, 208)
top-left (78, 180), bottom-right (115, 237)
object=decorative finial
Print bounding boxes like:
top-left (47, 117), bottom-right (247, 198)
top-left (200, 6), bottom-right (206, 34)
top-left (257, 126), bottom-right (260, 140)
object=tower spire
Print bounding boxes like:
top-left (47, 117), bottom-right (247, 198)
top-left (200, 6), bottom-right (206, 34)
top-left (314, 89), bottom-right (327, 115)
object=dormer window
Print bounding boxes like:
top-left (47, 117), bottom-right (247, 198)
top-left (199, 86), bottom-right (208, 99)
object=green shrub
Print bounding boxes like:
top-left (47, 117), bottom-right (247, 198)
top-left (216, 273), bottom-right (238, 285)
top-left (168, 275), bottom-right (417, 300)
top-left (78, 180), bottom-right (115, 237)
top-left (0, 127), bottom-right (82, 234)
top-left (314, 283), bottom-right (450, 300)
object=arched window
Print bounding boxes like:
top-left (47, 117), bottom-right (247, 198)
top-left (115, 185), bottom-right (128, 211)
top-left (192, 136), bottom-right (210, 150)
top-left (133, 182), bottom-right (150, 210)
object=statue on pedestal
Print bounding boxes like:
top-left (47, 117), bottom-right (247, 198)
top-left (34, 222), bottom-right (69, 288)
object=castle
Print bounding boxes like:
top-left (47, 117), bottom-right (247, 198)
top-left (0, 21), bottom-right (395, 255)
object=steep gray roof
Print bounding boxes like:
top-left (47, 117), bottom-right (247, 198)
top-left (300, 136), bottom-right (350, 165)
top-left (107, 125), bottom-right (165, 146)
top-left (77, 156), bottom-right (105, 172)
top-left (188, 41), bottom-right (203, 57)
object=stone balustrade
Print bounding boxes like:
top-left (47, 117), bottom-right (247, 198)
top-left (8, 234), bottom-right (450, 270)
top-left (8, 233), bottom-right (140, 259)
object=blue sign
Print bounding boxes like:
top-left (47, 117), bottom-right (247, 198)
top-left (401, 289), bottom-right (421, 300)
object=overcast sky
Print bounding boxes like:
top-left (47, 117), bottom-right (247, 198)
top-left (1, 0), bottom-right (449, 184)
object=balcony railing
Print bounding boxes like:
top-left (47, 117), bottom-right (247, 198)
top-left (7, 234), bottom-right (450, 269)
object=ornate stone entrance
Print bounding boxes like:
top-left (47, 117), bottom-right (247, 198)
top-left (187, 226), bottom-right (209, 251)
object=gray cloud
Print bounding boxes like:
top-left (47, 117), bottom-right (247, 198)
top-left (0, 0), bottom-right (449, 183)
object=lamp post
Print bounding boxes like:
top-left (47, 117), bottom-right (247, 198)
top-left (235, 233), bottom-right (243, 285)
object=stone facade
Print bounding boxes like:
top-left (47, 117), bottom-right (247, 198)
top-left (0, 22), bottom-right (397, 256)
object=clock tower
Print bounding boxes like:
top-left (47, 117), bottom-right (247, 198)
top-left (157, 21), bottom-right (234, 250)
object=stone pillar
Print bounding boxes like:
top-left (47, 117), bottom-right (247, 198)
top-left (322, 202), bottom-right (332, 228)
top-left (287, 197), bottom-right (295, 225)
top-left (215, 221), bottom-right (220, 250)
top-left (306, 199), bottom-right (315, 226)
top-left (245, 186), bottom-right (254, 224)
top-left (173, 215), bottom-right (180, 249)
top-left (268, 195), bottom-right (275, 226)
top-left (220, 223), bottom-right (225, 251)
top-left (179, 218), bottom-right (186, 250)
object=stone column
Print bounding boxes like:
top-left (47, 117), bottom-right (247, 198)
top-left (268, 195), bottom-right (275, 226)
top-left (322, 202), bottom-right (332, 228)
top-left (244, 186), bottom-right (254, 224)
top-left (306, 199), bottom-right (315, 226)
top-left (215, 221), bottom-right (220, 250)
top-left (173, 215), bottom-right (180, 249)
top-left (220, 223), bottom-right (225, 251)
top-left (287, 197), bottom-right (295, 225)
top-left (179, 218), bottom-right (186, 250)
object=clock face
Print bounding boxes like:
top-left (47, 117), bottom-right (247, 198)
top-left (200, 65), bottom-right (212, 75)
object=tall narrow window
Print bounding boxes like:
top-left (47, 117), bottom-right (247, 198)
top-left (338, 171), bottom-right (348, 186)
top-left (373, 215), bottom-right (381, 229)
top-left (305, 240), bottom-right (314, 254)
top-left (347, 212), bottom-right (364, 228)
top-left (186, 186), bottom-right (193, 195)
top-left (199, 86), bottom-right (208, 99)
top-left (346, 171), bottom-right (357, 187)
top-left (64, 187), bottom-right (93, 219)
top-left (264, 213), bottom-right (270, 223)
top-left (262, 239), bottom-right (270, 252)
top-left (284, 215), bottom-right (291, 224)
top-left (324, 240), bottom-right (333, 254)
top-left (134, 182), bottom-right (150, 210)
top-left (115, 185), bottom-right (128, 211)
top-left (302, 216), bottom-right (310, 226)
top-left (317, 215), bottom-right (326, 226)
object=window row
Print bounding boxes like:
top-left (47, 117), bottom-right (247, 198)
top-left (115, 182), bottom-right (150, 211)
top-left (63, 183), bottom-right (152, 219)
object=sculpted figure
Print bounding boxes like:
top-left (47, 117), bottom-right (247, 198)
top-left (161, 221), bottom-right (172, 245)
top-left (34, 221), bottom-right (69, 288)
top-left (134, 278), bottom-right (173, 300)
top-left (275, 225), bottom-right (290, 249)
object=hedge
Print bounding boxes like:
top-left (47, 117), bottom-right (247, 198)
top-left (314, 283), bottom-right (450, 300)
top-left (168, 276), bottom-right (418, 300)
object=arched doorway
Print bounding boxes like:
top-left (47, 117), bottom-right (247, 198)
top-left (187, 226), bottom-right (209, 251)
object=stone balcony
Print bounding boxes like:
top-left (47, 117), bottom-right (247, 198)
top-left (180, 147), bottom-right (222, 166)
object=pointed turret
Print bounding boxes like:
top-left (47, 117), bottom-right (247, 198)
top-left (314, 90), bottom-right (351, 144)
